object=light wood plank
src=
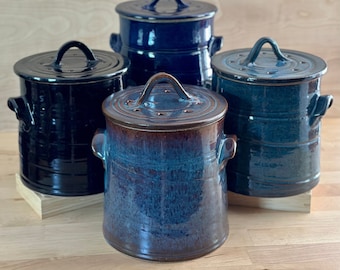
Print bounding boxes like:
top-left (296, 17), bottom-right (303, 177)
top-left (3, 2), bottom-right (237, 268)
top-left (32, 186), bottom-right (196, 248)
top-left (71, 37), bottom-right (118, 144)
top-left (228, 191), bottom-right (311, 213)
top-left (15, 174), bottom-right (103, 219)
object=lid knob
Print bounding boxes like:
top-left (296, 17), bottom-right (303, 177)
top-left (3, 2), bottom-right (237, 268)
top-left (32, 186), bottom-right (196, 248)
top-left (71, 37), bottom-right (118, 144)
top-left (143, 0), bottom-right (189, 12)
top-left (136, 72), bottom-right (191, 106)
top-left (53, 40), bottom-right (99, 72)
top-left (242, 37), bottom-right (289, 67)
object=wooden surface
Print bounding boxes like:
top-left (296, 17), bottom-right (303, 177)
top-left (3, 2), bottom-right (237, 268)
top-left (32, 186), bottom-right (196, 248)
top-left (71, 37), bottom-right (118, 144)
top-left (228, 190), bottom-right (312, 213)
top-left (15, 174), bottom-right (103, 219)
top-left (16, 168), bottom-right (311, 219)
top-left (1, 0), bottom-right (340, 269)
top-left (0, 119), bottom-right (340, 269)
top-left (0, 0), bottom-right (339, 131)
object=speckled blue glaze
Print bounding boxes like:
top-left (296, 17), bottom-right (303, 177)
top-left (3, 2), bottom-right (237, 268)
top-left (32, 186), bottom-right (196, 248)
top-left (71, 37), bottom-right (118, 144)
top-left (211, 37), bottom-right (333, 197)
top-left (92, 73), bottom-right (237, 261)
top-left (110, 0), bottom-right (222, 86)
top-left (93, 120), bottom-right (235, 261)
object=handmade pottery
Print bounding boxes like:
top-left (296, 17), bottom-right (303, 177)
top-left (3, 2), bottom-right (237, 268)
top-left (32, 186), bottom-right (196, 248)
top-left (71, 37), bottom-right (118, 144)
top-left (8, 40), bottom-right (130, 196)
top-left (211, 37), bottom-right (333, 197)
top-left (92, 72), bottom-right (236, 261)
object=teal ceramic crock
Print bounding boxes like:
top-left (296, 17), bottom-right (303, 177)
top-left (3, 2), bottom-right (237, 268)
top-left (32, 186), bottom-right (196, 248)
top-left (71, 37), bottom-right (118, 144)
top-left (211, 37), bottom-right (333, 197)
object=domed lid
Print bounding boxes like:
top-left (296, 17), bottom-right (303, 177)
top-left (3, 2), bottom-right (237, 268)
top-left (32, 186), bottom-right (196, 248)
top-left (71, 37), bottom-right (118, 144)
top-left (103, 72), bottom-right (227, 131)
top-left (212, 37), bottom-right (327, 85)
top-left (14, 40), bottom-right (130, 84)
top-left (115, 0), bottom-right (217, 21)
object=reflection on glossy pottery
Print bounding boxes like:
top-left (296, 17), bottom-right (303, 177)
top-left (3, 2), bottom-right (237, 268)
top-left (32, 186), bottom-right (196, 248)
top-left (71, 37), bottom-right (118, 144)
top-left (110, 0), bottom-right (222, 86)
top-left (211, 37), bottom-right (333, 197)
top-left (7, 41), bottom-right (129, 196)
top-left (92, 72), bottom-right (236, 261)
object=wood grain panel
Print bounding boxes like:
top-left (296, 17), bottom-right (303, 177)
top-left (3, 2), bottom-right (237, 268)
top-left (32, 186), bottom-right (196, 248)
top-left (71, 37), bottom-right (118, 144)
top-left (0, 0), bottom-right (339, 131)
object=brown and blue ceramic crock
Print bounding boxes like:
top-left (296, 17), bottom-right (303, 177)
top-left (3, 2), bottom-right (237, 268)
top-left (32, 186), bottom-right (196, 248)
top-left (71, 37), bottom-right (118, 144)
top-left (110, 0), bottom-right (223, 86)
top-left (92, 72), bottom-right (236, 261)
top-left (211, 37), bottom-right (333, 197)
top-left (8, 41), bottom-right (130, 196)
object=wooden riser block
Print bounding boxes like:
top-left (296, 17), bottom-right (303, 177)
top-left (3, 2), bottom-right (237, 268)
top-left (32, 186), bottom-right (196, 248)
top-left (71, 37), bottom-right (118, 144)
top-left (15, 174), bottom-right (311, 218)
top-left (228, 191), bottom-right (312, 213)
top-left (15, 174), bottom-right (103, 219)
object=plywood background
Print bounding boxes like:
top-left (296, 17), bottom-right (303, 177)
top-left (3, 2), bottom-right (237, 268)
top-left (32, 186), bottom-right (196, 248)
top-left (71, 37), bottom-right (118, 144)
top-left (1, 0), bottom-right (339, 131)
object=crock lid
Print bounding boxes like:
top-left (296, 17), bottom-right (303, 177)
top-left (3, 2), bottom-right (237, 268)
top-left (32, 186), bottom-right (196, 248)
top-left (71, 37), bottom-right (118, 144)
top-left (115, 0), bottom-right (217, 21)
top-left (14, 40), bottom-right (130, 84)
top-left (212, 37), bottom-right (327, 85)
top-left (103, 72), bottom-right (227, 131)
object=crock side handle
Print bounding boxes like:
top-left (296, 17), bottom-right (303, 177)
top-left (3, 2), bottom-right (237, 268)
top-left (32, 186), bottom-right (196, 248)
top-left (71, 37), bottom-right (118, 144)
top-left (217, 134), bottom-right (237, 170)
top-left (7, 96), bottom-right (35, 131)
top-left (91, 129), bottom-right (106, 169)
top-left (309, 95), bottom-right (333, 127)
top-left (208, 36), bottom-right (223, 57)
top-left (217, 134), bottom-right (236, 192)
top-left (110, 33), bottom-right (122, 53)
top-left (242, 37), bottom-right (289, 67)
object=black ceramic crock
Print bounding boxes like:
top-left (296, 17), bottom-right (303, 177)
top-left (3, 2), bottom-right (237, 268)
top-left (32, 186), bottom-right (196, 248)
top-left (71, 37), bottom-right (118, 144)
top-left (8, 40), bottom-right (130, 196)
top-left (110, 0), bottom-right (223, 86)
top-left (211, 37), bottom-right (333, 197)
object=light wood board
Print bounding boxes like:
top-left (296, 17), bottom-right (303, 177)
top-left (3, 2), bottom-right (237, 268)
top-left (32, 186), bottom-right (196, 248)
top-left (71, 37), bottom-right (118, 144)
top-left (15, 174), bottom-right (103, 219)
top-left (0, 119), bottom-right (339, 269)
top-left (228, 191), bottom-right (311, 213)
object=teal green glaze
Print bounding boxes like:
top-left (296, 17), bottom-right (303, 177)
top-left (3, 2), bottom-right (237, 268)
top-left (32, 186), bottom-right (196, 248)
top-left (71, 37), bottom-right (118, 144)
top-left (211, 37), bottom-right (333, 197)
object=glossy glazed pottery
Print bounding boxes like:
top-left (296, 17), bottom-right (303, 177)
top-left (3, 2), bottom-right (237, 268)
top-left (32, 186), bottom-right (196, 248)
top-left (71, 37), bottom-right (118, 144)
top-left (92, 72), bottom-right (236, 261)
top-left (8, 41), bottom-right (130, 196)
top-left (211, 37), bottom-right (333, 197)
top-left (110, 0), bottom-right (222, 86)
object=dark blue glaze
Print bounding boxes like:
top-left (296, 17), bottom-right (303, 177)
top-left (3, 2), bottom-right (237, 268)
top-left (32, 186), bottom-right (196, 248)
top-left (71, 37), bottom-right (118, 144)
top-left (211, 37), bottom-right (333, 197)
top-left (110, 1), bottom-right (222, 86)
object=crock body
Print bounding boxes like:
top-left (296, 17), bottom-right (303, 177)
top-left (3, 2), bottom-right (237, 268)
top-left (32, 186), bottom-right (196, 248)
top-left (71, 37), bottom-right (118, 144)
top-left (15, 79), bottom-right (123, 196)
top-left (212, 76), bottom-right (332, 197)
top-left (102, 121), bottom-right (229, 261)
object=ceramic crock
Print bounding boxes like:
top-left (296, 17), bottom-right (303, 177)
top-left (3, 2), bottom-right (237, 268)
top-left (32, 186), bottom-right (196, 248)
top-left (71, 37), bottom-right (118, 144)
top-left (110, 0), bottom-right (223, 86)
top-left (7, 40), bottom-right (130, 196)
top-left (92, 72), bottom-right (236, 261)
top-left (211, 37), bottom-right (333, 197)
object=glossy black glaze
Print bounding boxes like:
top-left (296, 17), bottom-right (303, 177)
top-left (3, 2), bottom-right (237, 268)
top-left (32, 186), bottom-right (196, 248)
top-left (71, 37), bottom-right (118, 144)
top-left (16, 79), bottom-right (124, 196)
top-left (8, 41), bottom-right (129, 196)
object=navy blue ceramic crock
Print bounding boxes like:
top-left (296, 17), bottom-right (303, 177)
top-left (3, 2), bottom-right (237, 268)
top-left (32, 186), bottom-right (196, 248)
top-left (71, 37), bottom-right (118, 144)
top-left (92, 72), bottom-right (236, 261)
top-left (211, 37), bottom-right (333, 197)
top-left (7, 41), bottom-right (130, 196)
top-left (110, 0), bottom-right (222, 86)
